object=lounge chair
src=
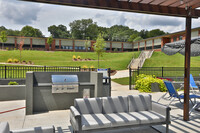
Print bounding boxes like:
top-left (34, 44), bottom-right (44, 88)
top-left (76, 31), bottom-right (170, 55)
top-left (180, 74), bottom-right (199, 92)
top-left (158, 81), bottom-right (200, 106)
top-left (189, 74), bottom-right (200, 93)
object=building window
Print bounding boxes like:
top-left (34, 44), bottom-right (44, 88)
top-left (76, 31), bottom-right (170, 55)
top-left (179, 36), bottom-right (183, 40)
top-left (173, 37), bottom-right (177, 42)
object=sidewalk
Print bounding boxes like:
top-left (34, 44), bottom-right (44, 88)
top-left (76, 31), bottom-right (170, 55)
top-left (111, 70), bottom-right (129, 79)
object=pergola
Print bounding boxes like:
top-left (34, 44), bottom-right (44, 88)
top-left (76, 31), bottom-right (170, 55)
top-left (21, 0), bottom-right (200, 121)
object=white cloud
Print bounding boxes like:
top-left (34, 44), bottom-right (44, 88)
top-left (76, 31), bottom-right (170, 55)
top-left (0, 0), bottom-right (199, 36)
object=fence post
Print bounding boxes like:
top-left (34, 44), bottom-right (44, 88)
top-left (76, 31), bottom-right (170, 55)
top-left (5, 65), bottom-right (6, 79)
top-left (108, 68), bottom-right (111, 96)
top-left (162, 67), bottom-right (164, 77)
top-left (129, 67), bottom-right (132, 90)
top-left (44, 66), bottom-right (46, 72)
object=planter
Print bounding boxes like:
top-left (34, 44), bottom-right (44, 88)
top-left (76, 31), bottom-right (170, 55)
top-left (151, 82), bottom-right (160, 92)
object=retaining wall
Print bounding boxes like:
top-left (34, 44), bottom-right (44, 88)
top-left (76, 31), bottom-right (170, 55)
top-left (0, 85), bottom-right (25, 101)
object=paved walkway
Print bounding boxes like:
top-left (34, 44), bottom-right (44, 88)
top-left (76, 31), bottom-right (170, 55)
top-left (111, 70), bottom-right (129, 79)
top-left (0, 82), bottom-right (200, 133)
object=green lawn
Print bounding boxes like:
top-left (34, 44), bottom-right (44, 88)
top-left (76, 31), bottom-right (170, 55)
top-left (112, 77), bottom-right (129, 85)
top-left (143, 51), bottom-right (200, 67)
top-left (0, 50), bottom-right (140, 70)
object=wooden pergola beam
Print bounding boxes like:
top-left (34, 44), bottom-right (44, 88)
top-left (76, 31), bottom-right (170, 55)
top-left (21, 0), bottom-right (200, 18)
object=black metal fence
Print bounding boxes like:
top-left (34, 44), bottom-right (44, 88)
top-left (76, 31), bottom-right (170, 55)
top-left (129, 67), bottom-right (200, 90)
top-left (0, 65), bottom-right (103, 79)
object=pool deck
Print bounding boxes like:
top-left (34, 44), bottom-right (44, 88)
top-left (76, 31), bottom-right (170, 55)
top-left (0, 81), bottom-right (200, 133)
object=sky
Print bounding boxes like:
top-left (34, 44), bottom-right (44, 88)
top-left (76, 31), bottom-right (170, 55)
top-left (0, 0), bottom-right (199, 37)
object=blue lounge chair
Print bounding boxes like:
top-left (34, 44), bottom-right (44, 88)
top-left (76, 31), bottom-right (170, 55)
top-left (190, 74), bottom-right (200, 92)
top-left (180, 74), bottom-right (199, 92)
top-left (159, 81), bottom-right (200, 106)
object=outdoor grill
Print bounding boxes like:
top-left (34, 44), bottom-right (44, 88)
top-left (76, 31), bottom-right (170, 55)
top-left (51, 75), bottom-right (79, 93)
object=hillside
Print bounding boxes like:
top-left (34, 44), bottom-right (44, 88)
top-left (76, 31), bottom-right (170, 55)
top-left (143, 51), bottom-right (200, 67)
top-left (0, 50), bottom-right (140, 70)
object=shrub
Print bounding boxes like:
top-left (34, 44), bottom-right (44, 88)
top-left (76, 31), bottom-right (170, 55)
top-left (77, 56), bottom-right (81, 59)
top-left (28, 61), bottom-right (32, 64)
top-left (7, 58), bottom-right (13, 63)
top-left (90, 65), bottom-right (95, 69)
top-left (22, 60), bottom-right (27, 64)
top-left (135, 74), bottom-right (166, 92)
top-left (13, 59), bottom-right (19, 63)
top-left (82, 65), bottom-right (88, 69)
top-left (8, 81), bottom-right (19, 85)
top-left (6, 47), bottom-right (9, 50)
top-left (72, 55), bottom-right (76, 59)
top-left (114, 48), bottom-right (118, 52)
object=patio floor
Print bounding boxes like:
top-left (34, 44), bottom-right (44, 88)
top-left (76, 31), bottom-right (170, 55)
top-left (0, 81), bottom-right (200, 133)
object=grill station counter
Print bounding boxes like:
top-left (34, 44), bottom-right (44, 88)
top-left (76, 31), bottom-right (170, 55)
top-left (26, 71), bottom-right (111, 115)
top-left (51, 75), bottom-right (79, 93)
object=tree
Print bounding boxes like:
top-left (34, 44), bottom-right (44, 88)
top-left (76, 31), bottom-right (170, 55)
top-left (139, 29), bottom-right (148, 39)
top-left (93, 34), bottom-right (106, 68)
top-left (20, 26), bottom-right (44, 37)
top-left (48, 24), bottom-right (70, 38)
top-left (84, 37), bottom-right (90, 52)
top-left (0, 26), bottom-right (7, 32)
top-left (18, 37), bottom-right (24, 63)
top-left (107, 25), bottom-right (137, 42)
top-left (47, 35), bottom-right (53, 51)
top-left (147, 29), bottom-right (166, 38)
top-left (69, 19), bottom-right (98, 40)
top-left (128, 34), bottom-right (138, 42)
top-left (0, 31), bottom-right (7, 49)
top-left (133, 36), bottom-right (143, 41)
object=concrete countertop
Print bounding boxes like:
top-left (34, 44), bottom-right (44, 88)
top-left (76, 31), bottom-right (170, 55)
top-left (35, 82), bottom-right (95, 87)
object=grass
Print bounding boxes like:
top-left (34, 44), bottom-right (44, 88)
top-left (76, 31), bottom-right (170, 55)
top-left (112, 51), bottom-right (200, 85)
top-left (112, 77), bottom-right (130, 85)
top-left (0, 50), bottom-right (140, 70)
top-left (143, 51), bottom-right (200, 67)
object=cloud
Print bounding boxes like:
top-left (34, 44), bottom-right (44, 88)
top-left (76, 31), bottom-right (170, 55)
top-left (0, 0), bottom-right (42, 25)
top-left (0, 0), bottom-right (199, 37)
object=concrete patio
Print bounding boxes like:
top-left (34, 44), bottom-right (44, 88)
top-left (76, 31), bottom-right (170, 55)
top-left (0, 81), bottom-right (200, 133)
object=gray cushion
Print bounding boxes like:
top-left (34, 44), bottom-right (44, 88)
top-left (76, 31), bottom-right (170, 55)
top-left (12, 126), bottom-right (55, 133)
top-left (74, 98), bottom-right (102, 114)
top-left (105, 112), bottom-right (140, 127)
top-left (102, 96), bottom-right (128, 113)
top-left (128, 95), bottom-right (152, 112)
top-left (129, 111), bottom-right (165, 124)
top-left (0, 122), bottom-right (10, 133)
top-left (82, 114), bottom-right (111, 130)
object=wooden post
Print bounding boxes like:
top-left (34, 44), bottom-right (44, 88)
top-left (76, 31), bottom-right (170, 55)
top-left (198, 30), bottom-right (200, 36)
top-left (171, 37), bottom-right (173, 42)
top-left (152, 39), bottom-right (154, 50)
top-left (30, 38), bottom-right (32, 49)
top-left (45, 39), bottom-right (49, 50)
top-left (59, 40), bottom-right (61, 49)
top-left (121, 42), bottom-right (124, 52)
top-left (15, 38), bottom-right (17, 48)
top-left (73, 39), bottom-right (75, 51)
top-left (183, 8), bottom-right (192, 121)
top-left (161, 38), bottom-right (164, 48)
top-left (110, 42), bottom-right (112, 52)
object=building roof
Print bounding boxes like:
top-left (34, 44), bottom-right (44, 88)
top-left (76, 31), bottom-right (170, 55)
top-left (21, 0), bottom-right (200, 18)
top-left (133, 26), bottom-right (200, 43)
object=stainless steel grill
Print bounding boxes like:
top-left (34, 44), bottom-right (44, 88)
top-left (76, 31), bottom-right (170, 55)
top-left (51, 75), bottom-right (79, 93)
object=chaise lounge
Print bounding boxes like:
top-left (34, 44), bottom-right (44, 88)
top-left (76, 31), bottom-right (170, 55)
top-left (70, 95), bottom-right (171, 133)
